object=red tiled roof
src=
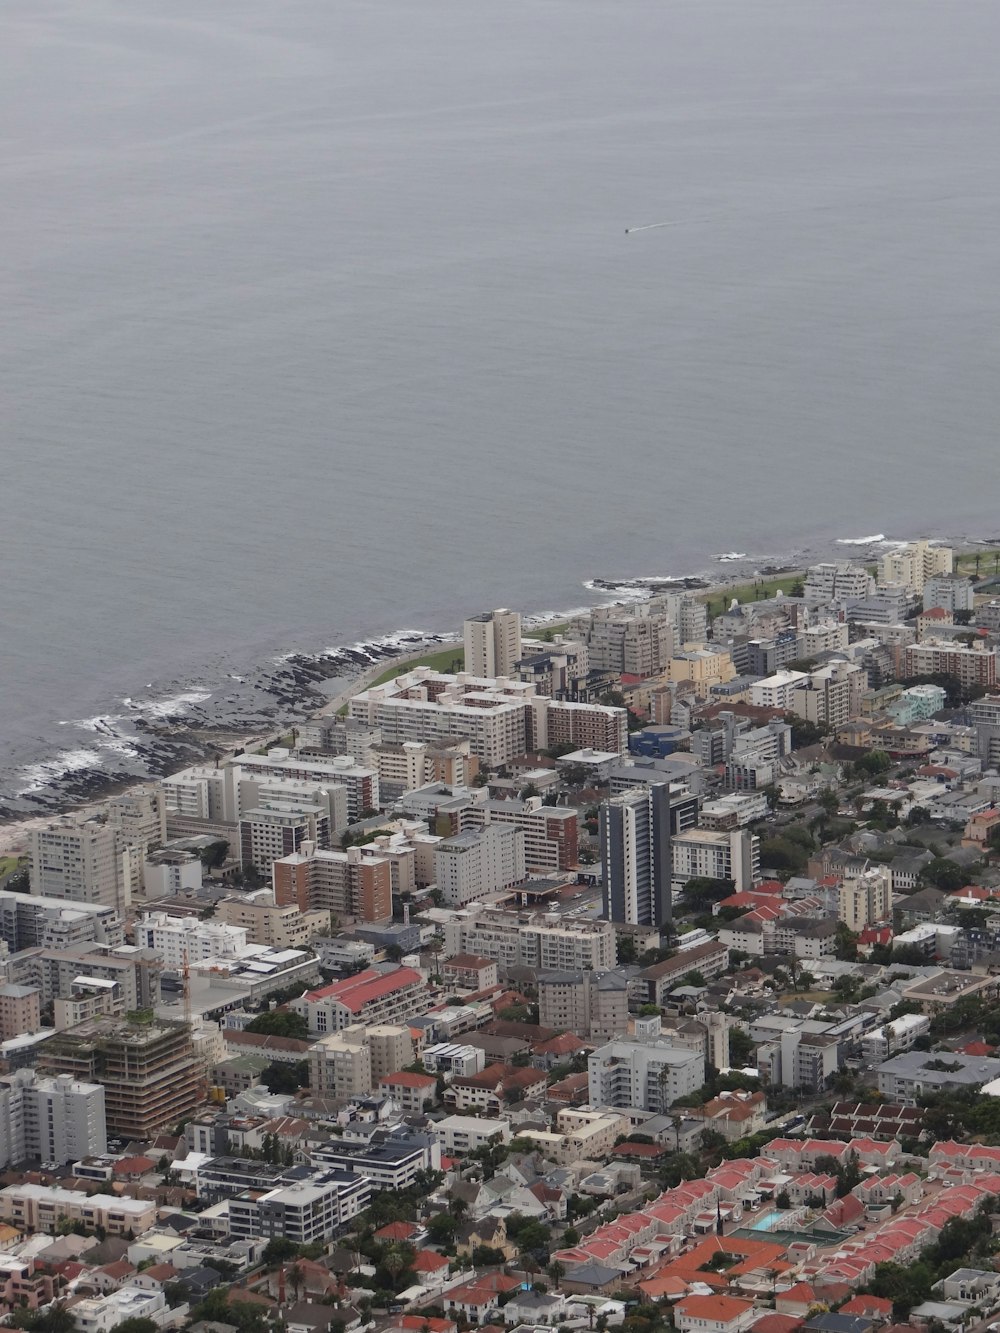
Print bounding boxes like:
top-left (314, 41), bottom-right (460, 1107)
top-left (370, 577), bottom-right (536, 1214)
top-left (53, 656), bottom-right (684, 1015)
top-left (412, 1250), bottom-right (450, 1273)
top-left (112, 1155), bottom-right (156, 1175)
top-left (379, 1071), bottom-right (436, 1088)
top-left (305, 967), bottom-right (423, 1013)
top-left (375, 1221), bottom-right (418, 1241)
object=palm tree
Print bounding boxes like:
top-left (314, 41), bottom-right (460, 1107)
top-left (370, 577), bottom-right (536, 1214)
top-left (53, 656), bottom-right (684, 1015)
top-left (381, 1242), bottom-right (413, 1288)
top-left (287, 1262), bottom-right (306, 1304)
top-left (547, 1260), bottom-right (566, 1290)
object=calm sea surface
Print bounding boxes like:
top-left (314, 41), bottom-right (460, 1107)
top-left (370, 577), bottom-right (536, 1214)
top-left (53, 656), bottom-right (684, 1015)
top-left (3, 0), bottom-right (1000, 807)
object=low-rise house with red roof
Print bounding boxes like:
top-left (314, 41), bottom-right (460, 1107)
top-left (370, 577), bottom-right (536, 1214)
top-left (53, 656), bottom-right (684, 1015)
top-left (776, 1284), bottom-right (818, 1318)
top-left (673, 1294), bottom-right (758, 1333)
top-left (753, 1316), bottom-right (805, 1333)
top-left (411, 1249), bottom-right (451, 1288)
top-left (374, 1221), bottom-right (419, 1243)
top-left (531, 1032), bottom-right (588, 1071)
top-left (390, 1318), bottom-right (457, 1333)
top-left (853, 1173), bottom-right (922, 1209)
top-left (839, 1297), bottom-right (892, 1323)
top-left (443, 1272), bottom-right (521, 1322)
top-left (686, 1090), bottom-right (767, 1142)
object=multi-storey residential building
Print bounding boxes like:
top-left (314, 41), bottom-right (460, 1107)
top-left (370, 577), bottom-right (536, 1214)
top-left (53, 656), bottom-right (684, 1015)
top-left (670, 828), bottom-right (760, 894)
top-left (464, 797), bottom-right (578, 872)
top-left (878, 540), bottom-right (953, 594)
top-left (308, 1027), bottom-right (373, 1098)
top-left (29, 817), bottom-right (122, 912)
top-left (296, 716), bottom-right (382, 762)
top-left (0, 891), bottom-right (123, 953)
top-left (0, 985), bottom-right (40, 1041)
top-left (749, 670), bottom-right (810, 712)
top-left (515, 638), bottom-right (589, 699)
top-left (601, 782), bottom-right (679, 927)
top-left (724, 721), bottom-right (793, 790)
top-left (134, 912), bottom-right (248, 964)
top-left (38, 1016), bottom-right (202, 1140)
top-left (0, 1069), bottom-right (106, 1168)
top-left (291, 967), bottom-right (425, 1035)
top-left (887, 683), bottom-right (948, 725)
top-left (272, 844), bottom-right (392, 923)
top-left (232, 752), bottom-right (376, 821)
top-left (905, 640), bottom-right (998, 691)
top-left (378, 1070), bottom-right (437, 1113)
top-left (441, 954), bottom-right (499, 990)
top-left (584, 605), bottom-right (675, 677)
top-left (839, 866), bottom-right (893, 930)
top-left (9, 945), bottom-right (160, 1013)
top-left (464, 609), bottom-right (522, 679)
top-left (350, 670), bottom-right (535, 767)
top-left (790, 660), bottom-right (866, 729)
top-left (845, 585), bottom-right (911, 625)
top-left (228, 1168), bottom-right (369, 1245)
top-left (803, 562), bottom-right (875, 605)
top-left (0, 1184), bottom-right (154, 1237)
top-left (239, 804), bottom-right (330, 874)
top-left (53, 978), bottom-right (124, 1031)
top-left (698, 791), bottom-right (768, 830)
top-left (308, 1133), bottom-right (439, 1190)
top-left (216, 896), bottom-right (327, 948)
top-left (755, 1024), bottom-right (840, 1092)
top-left (860, 1014), bottom-right (930, 1063)
top-left (537, 968), bottom-right (631, 1042)
top-left (588, 1018), bottom-right (704, 1111)
top-left (664, 648), bottom-right (737, 699)
top-left (441, 905), bottom-right (616, 973)
top-left (434, 825), bottom-right (525, 907)
top-left (350, 669), bottom-right (627, 767)
top-left (540, 699), bottom-right (628, 756)
top-left (924, 573), bottom-right (975, 613)
top-left (636, 940), bottom-right (731, 1006)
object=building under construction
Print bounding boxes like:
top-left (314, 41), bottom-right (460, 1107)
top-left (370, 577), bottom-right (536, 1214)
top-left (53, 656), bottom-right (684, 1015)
top-left (38, 1014), bottom-right (203, 1140)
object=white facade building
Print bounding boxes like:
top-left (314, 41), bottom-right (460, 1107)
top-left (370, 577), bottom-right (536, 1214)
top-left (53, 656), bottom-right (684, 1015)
top-left (464, 609), bottom-right (522, 680)
top-left (749, 671), bottom-right (810, 712)
top-left (588, 1018), bottom-right (704, 1111)
top-left (0, 1070), bottom-right (106, 1168)
top-left (434, 825), bottom-right (526, 906)
top-left (134, 912), bottom-right (249, 965)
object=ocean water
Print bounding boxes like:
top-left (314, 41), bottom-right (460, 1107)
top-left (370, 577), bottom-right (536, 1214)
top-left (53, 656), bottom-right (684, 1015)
top-left (3, 0), bottom-right (1000, 811)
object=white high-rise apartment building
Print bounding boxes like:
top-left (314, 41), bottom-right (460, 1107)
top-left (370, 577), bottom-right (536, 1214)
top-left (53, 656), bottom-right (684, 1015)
top-left (29, 817), bottom-right (121, 911)
top-left (878, 540), bottom-right (953, 594)
top-left (839, 865), bottom-right (892, 931)
top-left (0, 1069), bottom-right (107, 1168)
top-left (588, 1017), bottom-right (704, 1111)
top-left (434, 825), bottom-right (526, 907)
top-left (803, 562), bottom-right (875, 605)
top-left (463, 609), bottom-right (522, 679)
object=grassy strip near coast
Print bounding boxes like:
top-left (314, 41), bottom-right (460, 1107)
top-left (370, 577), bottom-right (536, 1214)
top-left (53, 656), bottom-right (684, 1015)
top-left (698, 570), bottom-right (806, 620)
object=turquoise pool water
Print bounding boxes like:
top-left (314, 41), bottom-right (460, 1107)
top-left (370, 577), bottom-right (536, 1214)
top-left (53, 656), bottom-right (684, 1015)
top-left (751, 1210), bottom-right (786, 1231)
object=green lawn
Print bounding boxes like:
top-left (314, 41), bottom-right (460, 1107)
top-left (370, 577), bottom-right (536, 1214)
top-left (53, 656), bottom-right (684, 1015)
top-left (956, 545), bottom-right (1000, 576)
top-left (367, 644), bottom-right (464, 689)
top-left (699, 571), bottom-right (805, 619)
top-left (0, 856), bottom-right (24, 878)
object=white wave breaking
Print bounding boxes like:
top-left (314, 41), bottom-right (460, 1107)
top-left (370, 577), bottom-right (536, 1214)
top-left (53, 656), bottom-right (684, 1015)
top-left (18, 748), bottom-right (106, 795)
top-left (121, 689), bottom-right (212, 718)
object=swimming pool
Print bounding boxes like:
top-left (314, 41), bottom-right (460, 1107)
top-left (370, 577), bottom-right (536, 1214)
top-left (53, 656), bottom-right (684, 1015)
top-left (751, 1210), bottom-right (786, 1232)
